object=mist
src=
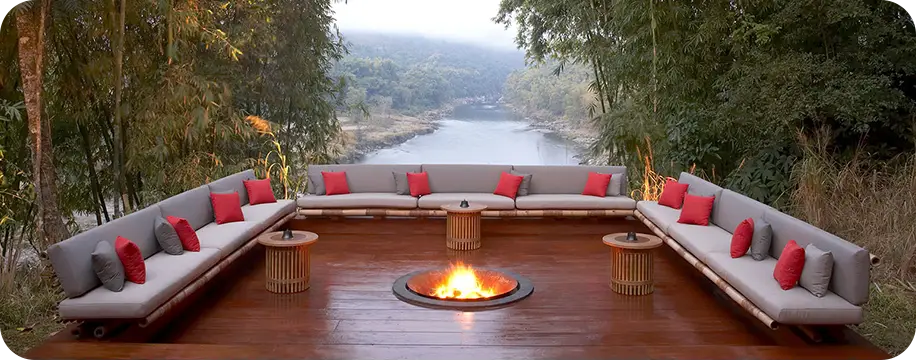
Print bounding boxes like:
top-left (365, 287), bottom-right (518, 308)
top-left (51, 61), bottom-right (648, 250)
top-left (332, 0), bottom-right (519, 51)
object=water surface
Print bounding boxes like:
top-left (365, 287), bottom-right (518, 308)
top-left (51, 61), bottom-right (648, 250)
top-left (360, 104), bottom-right (579, 165)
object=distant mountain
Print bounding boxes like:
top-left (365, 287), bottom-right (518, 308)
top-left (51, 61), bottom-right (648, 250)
top-left (335, 32), bottom-right (526, 113)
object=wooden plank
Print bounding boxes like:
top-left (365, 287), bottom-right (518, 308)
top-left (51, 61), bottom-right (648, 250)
top-left (26, 343), bottom-right (888, 360)
top-left (26, 217), bottom-right (887, 359)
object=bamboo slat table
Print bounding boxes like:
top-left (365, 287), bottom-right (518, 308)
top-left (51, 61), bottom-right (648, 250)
top-left (602, 233), bottom-right (663, 295)
top-left (257, 230), bottom-right (319, 294)
top-left (441, 203), bottom-right (487, 250)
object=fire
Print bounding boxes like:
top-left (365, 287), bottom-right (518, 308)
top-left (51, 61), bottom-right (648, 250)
top-left (431, 262), bottom-right (497, 299)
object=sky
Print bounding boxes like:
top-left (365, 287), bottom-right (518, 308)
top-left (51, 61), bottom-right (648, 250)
top-left (332, 0), bottom-right (520, 51)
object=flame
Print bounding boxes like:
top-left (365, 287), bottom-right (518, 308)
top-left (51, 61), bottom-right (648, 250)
top-left (634, 136), bottom-right (667, 201)
top-left (431, 262), bottom-right (497, 299)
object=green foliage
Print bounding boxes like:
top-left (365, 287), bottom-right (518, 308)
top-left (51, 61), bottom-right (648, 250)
top-left (502, 61), bottom-right (595, 123)
top-left (334, 32), bottom-right (525, 114)
top-left (497, 0), bottom-right (916, 205)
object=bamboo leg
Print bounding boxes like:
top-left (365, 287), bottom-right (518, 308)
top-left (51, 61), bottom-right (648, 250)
top-left (634, 210), bottom-right (778, 330)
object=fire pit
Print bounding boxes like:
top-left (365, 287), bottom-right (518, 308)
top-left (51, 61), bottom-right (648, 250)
top-left (392, 262), bottom-right (534, 311)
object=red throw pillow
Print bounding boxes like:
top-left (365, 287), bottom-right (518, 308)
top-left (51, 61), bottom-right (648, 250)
top-left (115, 236), bottom-right (145, 284)
top-left (582, 172), bottom-right (612, 197)
top-left (494, 172), bottom-right (525, 199)
top-left (677, 194), bottom-right (715, 225)
top-left (730, 218), bottom-right (755, 258)
top-left (321, 171), bottom-right (350, 195)
top-left (210, 192), bottom-right (245, 224)
top-left (244, 178), bottom-right (277, 205)
top-left (166, 216), bottom-right (201, 252)
top-left (658, 178), bottom-right (689, 209)
top-left (774, 240), bottom-right (806, 290)
top-left (407, 172), bottom-right (431, 197)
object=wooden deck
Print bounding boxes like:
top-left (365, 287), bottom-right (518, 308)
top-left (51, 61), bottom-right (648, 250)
top-left (27, 217), bottom-right (888, 359)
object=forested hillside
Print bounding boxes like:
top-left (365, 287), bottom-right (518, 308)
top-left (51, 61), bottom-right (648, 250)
top-left (335, 32), bottom-right (525, 114)
top-left (501, 61), bottom-right (594, 126)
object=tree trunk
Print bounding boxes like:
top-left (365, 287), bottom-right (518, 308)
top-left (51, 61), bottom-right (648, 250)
top-left (109, 0), bottom-right (131, 215)
top-left (17, 0), bottom-right (70, 248)
top-left (78, 122), bottom-right (104, 225)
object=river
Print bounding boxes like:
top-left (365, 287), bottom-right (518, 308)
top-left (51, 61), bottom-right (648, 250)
top-left (360, 104), bottom-right (581, 165)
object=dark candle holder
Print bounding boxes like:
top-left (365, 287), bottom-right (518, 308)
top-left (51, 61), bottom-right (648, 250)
top-left (282, 228), bottom-right (294, 240)
top-left (625, 232), bottom-right (638, 242)
top-left (459, 200), bottom-right (469, 208)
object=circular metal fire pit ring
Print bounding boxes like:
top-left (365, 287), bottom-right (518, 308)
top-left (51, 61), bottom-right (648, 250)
top-left (392, 268), bottom-right (534, 311)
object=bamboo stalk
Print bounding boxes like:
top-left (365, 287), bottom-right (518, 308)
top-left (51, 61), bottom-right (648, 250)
top-left (634, 210), bottom-right (779, 330)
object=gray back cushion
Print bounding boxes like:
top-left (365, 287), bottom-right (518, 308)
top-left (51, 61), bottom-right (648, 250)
top-left (763, 209), bottom-right (870, 305)
top-left (307, 164), bottom-right (421, 193)
top-left (422, 164), bottom-right (512, 193)
top-left (158, 185), bottom-right (214, 230)
top-left (207, 169), bottom-right (256, 205)
top-left (713, 190), bottom-right (771, 233)
top-left (48, 205), bottom-right (162, 298)
top-left (511, 165), bottom-right (627, 195)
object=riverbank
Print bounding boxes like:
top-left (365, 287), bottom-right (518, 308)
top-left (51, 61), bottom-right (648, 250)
top-left (335, 99), bottom-right (487, 163)
top-left (501, 104), bottom-right (599, 164)
top-left (336, 112), bottom-right (439, 164)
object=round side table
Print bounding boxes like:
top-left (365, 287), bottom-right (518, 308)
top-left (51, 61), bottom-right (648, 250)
top-left (602, 233), bottom-right (663, 295)
top-left (257, 230), bottom-right (319, 294)
top-left (440, 203), bottom-right (487, 250)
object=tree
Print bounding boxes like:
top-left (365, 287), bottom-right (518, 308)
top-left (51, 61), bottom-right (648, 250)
top-left (15, 0), bottom-right (69, 247)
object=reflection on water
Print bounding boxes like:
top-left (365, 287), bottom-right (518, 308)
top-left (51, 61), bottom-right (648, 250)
top-left (360, 104), bottom-right (580, 165)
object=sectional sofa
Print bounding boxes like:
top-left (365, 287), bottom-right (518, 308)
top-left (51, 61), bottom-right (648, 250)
top-left (47, 169), bottom-right (296, 337)
top-left (634, 172), bottom-right (871, 329)
top-left (297, 164), bottom-right (637, 216)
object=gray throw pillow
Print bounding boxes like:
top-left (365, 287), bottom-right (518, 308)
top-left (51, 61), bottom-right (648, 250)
top-left (510, 170), bottom-right (532, 196)
top-left (91, 241), bottom-right (125, 292)
top-left (393, 172), bottom-right (410, 195)
top-left (800, 244), bottom-right (834, 297)
top-left (607, 173), bottom-right (626, 196)
top-left (154, 216), bottom-right (184, 255)
top-left (750, 218), bottom-right (773, 261)
top-left (308, 174), bottom-right (326, 195)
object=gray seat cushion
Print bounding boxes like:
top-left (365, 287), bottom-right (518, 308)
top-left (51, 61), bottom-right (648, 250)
top-left (49, 206), bottom-right (163, 298)
top-left (206, 170), bottom-right (256, 206)
top-left (515, 194), bottom-right (636, 210)
top-left (667, 223), bottom-right (732, 263)
top-left (59, 248), bottom-right (220, 320)
top-left (307, 164), bottom-right (421, 194)
top-left (705, 252), bottom-right (863, 325)
top-left (635, 201), bottom-right (681, 233)
top-left (417, 193), bottom-right (515, 210)
top-left (157, 185), bottom-right (214, 230)
top-left (297, 193), bottom-right (418, 209)
top-left (763, 209), bottom-right (870, 305)
top-left (195, 221), bottom-right (262, 258)
top-left (241, 200), bottom-right (296, 229)
top-left (511, 165), bottom-right (627, 195)
top-left (422, 164), bottom-right (512, 193)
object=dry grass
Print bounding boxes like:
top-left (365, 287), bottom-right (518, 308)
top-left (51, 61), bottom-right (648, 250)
top-left (337, 113), bottom-right (437, 161)
top-left (789, 135), bottom-right (916, 356)
top-left (0, 263), bottom-right (64, 357)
